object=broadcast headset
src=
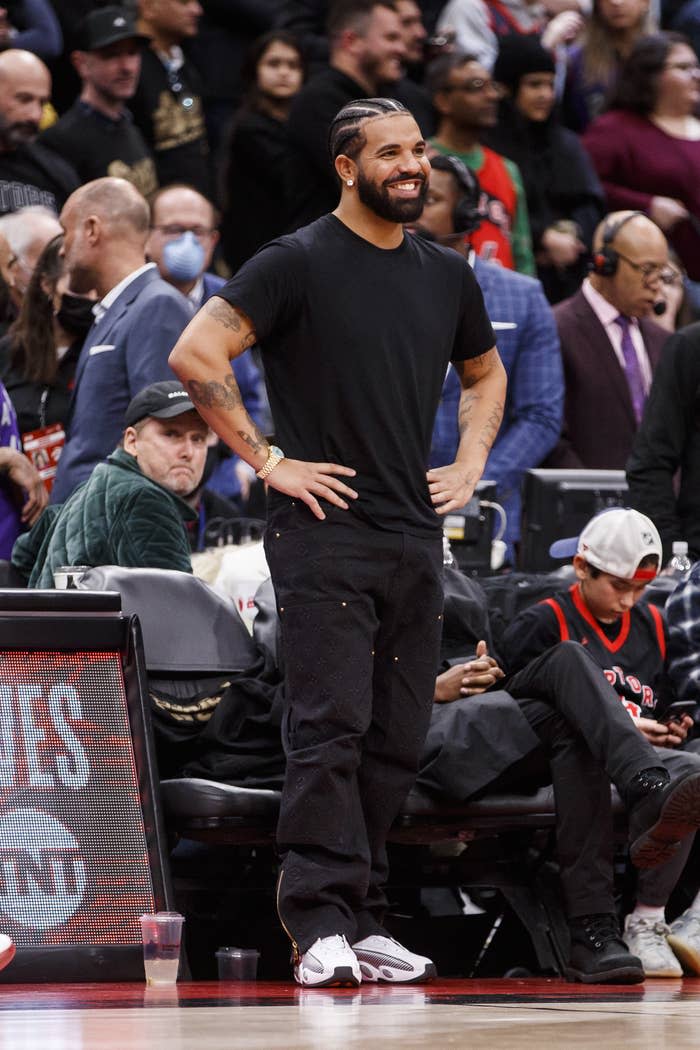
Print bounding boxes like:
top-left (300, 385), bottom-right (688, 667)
top-left (428, 153), bottom-right (483, 236)
top-left (590, 210), bottom-right (667, 315)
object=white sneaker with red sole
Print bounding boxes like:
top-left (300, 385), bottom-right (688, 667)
top-left (0, 935), bottom-right (15, 972)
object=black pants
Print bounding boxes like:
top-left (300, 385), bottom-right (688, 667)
top-left (499, 642), bottom-right (665, 918)
top-left (265, 504), bottom-right (444, 953)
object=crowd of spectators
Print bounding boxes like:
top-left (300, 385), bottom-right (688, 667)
top-left (4, 0), bottom-right (700, 982)
top-left (0, 0), bottom-right (697, 563)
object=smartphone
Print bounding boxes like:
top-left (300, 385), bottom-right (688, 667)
top-left (662, 700), bottom-right (697, 723)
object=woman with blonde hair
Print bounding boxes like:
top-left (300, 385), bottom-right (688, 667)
top-left (564, 0), bottom-right (654, 130)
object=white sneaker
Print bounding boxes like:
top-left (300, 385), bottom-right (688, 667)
top-left (667, 909), bottom-right (700, 974)
top-left (0, 934), bottom-right (14, 972)
top-left (293, 935), bottom-right (361, 987)
top-left (623, 914), bottom-right (682, 977)
top-left (352, 934), bottom-right (437, 983)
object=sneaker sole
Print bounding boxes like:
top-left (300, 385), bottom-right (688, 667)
top-left (630, 772), bottom-right (700, 869)
top-left (294, 965), bottom-right (360, 988)
top-left (0, 943), bottom-right (14, 973)
top-left (357, 960), bottom-right (437, 984)
top-left (563, 964), bottom-right (645, 985)
top-left (667, 933), bottom-right (700, 975)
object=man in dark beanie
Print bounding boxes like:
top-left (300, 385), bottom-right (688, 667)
top-left (484, 34), bottom-right (604, 302)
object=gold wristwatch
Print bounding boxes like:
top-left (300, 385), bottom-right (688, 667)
top-left (256, 445), bottom-right (285, 480)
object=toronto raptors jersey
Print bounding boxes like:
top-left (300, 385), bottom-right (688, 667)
top-left (504, 584), bottom-right (667, 719)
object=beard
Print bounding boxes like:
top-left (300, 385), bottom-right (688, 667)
top-left (356, 169), bottom-right (428, 223)
top-left (0, 116), bottom-right (39, 148)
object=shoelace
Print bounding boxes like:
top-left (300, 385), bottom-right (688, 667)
top-left (630, 918), bottom-right (671, 949)
top-left (574, 914), bottom-right (621, 950)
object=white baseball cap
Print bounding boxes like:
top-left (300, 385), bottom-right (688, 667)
top-left (549, 508), bottom-right (662, 581)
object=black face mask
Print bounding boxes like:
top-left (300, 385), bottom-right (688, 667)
top-left (56, 291), bottom-right (95, 337)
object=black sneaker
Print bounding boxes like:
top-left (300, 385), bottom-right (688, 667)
top-left (627, 768), bottom-right (700, 869)
top-left (565, 913), bottom-right (644, 984)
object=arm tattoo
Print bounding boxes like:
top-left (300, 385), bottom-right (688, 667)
top-left (458, 392), bottom-right (482, 438)
top-left (187, 373), bottom-right (243, 410)
top-left (478, 401), bottom-right (504, 454)
top-left (205, 297), bottom-right (242, 332)
top-left (237, 416), bottom-right (268, 456)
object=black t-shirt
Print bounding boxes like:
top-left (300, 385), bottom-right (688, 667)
top-left (129, 48), bottom-right (210, 197)
top-left (218, 214), bottom-right (495, 536)
top-left (0, 141), bottom-right (79, 215)
top-left (40, 102), bottom-right (158, 199)
top-left (502, 584), bottom-right (668, 717)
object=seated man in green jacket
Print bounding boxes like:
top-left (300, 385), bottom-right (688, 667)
top-left (12, 381), bottom-right (209, 587)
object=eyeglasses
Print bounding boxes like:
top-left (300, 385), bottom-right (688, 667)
top-left (444, 77), bottom-right (506, 97)
top-left (152, 224), bottom-right (215, 239)
top-left (616, 250), bottom-right (678, 285)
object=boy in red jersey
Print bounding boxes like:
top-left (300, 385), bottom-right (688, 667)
top-left (503, 508), bottom-right (700, 978)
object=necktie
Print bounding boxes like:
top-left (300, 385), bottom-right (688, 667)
top-left (614, 314), bottom-right (646, 424)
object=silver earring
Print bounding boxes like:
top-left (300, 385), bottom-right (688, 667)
top-left (346, 178), bottom-right (354, 187)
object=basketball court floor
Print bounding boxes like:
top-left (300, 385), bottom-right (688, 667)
top-left (1, 979), bottom-right (699, 1049)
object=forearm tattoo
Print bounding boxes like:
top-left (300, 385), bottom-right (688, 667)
top-left (478, 400), bottom-right (504, 454)
top-left (458, 392), bottom-right (481, 438)
top-left (237, 416), bottom-right (268, 456)
top-left (458, 391), bottom-right (504, 454)
top-left (187, 373), bottom-right (243, 410)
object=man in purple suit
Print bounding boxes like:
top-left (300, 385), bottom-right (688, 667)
top-left (547, 211), bottom-right (671, 470)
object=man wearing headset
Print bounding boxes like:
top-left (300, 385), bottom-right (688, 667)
top-left (546, 210), bottom-right (672, 471)
top-left (412, 153), bottom-right (563, 562)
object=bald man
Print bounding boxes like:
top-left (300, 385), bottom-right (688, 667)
top-left (0, 49), bottom-right (78, 215)
top-left (546, 211), bottom-right (672, 470)
top-left (51, 177), bottom-right (192, 503)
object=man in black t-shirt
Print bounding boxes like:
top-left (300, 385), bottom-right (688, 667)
top-left (40, 7), bottom-right (158, 199)
top-left (285, 0), bottom-right (406, 231)
top-left (129, 0), bottom-right (210, 197)
top-left (170, 97), bottom-right (505, 987)
top-left (0, 49), bottom-right (78, 216)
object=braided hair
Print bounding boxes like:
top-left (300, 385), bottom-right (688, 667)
top-left (328, 97), bottom-right (408, 163)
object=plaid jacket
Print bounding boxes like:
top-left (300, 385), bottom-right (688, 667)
top-left (430, 256), bottom-right (563, 548)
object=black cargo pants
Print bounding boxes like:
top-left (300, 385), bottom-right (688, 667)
top-left (264, 503), bottom-right (444, 954)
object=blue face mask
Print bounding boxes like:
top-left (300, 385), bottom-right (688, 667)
top-left (162, 231), bottom-right (206, 282)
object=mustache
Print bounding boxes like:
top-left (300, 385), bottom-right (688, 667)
top-left (384, 173), bottom-right (427, 187)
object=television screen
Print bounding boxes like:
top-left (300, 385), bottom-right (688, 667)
top-left (520, 469), bottom-right (628, 572)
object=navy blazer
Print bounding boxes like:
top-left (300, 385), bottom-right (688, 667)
top-left (548, 288), bottom-right (669, 469)
top-left (52, 266), bottom-right (192, 503)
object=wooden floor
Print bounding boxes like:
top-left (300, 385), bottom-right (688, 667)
top-left (2, 979), bottom-right (700, 1049)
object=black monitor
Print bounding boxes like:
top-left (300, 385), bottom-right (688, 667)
top-left (520, 469), bottom-right (629, 572)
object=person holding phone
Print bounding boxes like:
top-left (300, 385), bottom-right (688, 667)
top-left (503, 508), bottom-right (700, 978)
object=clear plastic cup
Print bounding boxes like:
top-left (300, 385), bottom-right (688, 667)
top-left (216, 947), bottom-right (260, 980)
top-left (139, 912), bottom-right (185, 985)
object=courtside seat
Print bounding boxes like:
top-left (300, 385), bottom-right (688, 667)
top-left (159, 778), bottom-right (625, 847)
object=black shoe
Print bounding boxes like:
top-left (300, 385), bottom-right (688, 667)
top-left (627, 768), bottom-right (700, 869)
top-left (565, 914), bottom-right (644, 984)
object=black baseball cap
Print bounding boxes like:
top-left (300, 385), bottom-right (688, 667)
top-left (77, 7), bottom-right (150, 51)
top-left (124, 381), bottom-right (197, 428)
